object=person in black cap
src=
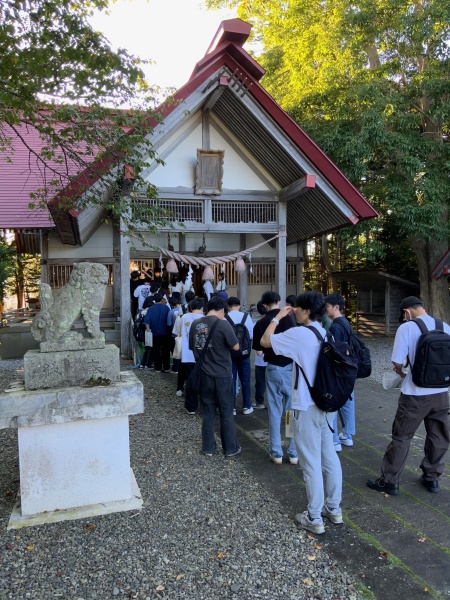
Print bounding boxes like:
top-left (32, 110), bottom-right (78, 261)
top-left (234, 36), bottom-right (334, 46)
top-left (367, 296), bottom-right (450, 495)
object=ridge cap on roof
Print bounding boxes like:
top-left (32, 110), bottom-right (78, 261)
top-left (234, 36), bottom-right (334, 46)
top-left (205, 18), bottom-right (251, 55)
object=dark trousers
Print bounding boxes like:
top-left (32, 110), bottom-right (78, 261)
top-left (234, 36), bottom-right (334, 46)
top-left (232, 358), bottom-right (251, 409)
top-left (142, 346), bottom-right (154, 368)
top-left (381, 392), bottom-right (450, 483)
top-left (184, 362), bottom-right (198, 412)
top-left (254, 365), bottom-right (267, 405)
top-left (152, 334), bottom-right (171, 371)
top-left (200, 373), bottom-right (239, 455)
top-left (177, 362), bottom-right (187, 392)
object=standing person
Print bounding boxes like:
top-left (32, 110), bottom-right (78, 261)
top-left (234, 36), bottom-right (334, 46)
top-left (252, 300), bottom-right (268, 410)
top-left (182, 290), bottom-right (195, 314)
top-left (169, 276), bottom-right (184, 298)
top-left (144, 292), bottom-right (171, 373)
top-left (130, 270), bottom-right (142, 318)
top-left (189, 296), bottom-right (241, 457)
top-left (367, 296), bottom-right (450, 496)
top-left (203, 277), bottom-right (214, 306)
top-left (167, 294), bottom-right (183, 374)
top-left (261, 291), bottom-right (343, 534)
top-left (226, 297), bottom-right (254, 415)
top-left (252, 291), bottom-right (298, 465)
top-left (216, 272), bottom-right (228, 293)
top-left (177, 299), bottom-right (204, 411)
top-left (324, 293), bottom-right (356, 452)
top-left (134, 277), bottom-right (153, 311)
top-left (139, 295), bottom-right (156, 369)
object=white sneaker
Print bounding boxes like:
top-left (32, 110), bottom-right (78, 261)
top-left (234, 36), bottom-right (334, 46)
top-left (339, 432), bottom-right (353, 447)
top-left (270, 454), bottom-right (283, 465)
top-left (233, 409), bottom-right (236, 416)
top-left (243, 407), bottom-right (254, 415)
top-left (321, 505), bottom-right (343, 524)
top-left (334, 442), bottom-right (342, 453)
top-left (295, 511), bottom-right (325, 535)
top-left (176, 390), bottom-right (183, 397)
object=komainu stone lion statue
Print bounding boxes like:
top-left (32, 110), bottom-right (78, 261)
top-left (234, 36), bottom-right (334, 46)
top-left (31, 262), bottom-right (109, 346)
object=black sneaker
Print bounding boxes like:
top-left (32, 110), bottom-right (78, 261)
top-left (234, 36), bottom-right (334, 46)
top-left (367, 477), bottom-right (399, 496)
top-left (225, 446), bottom-right (242, 458)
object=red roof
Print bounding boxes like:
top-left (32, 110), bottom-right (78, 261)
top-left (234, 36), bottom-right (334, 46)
top-left (1, 18), bottom-right (377, 238)
top-left (0, 121), bottom-right (95, 229)
top-left (50, 18), bottom-right (376, 221)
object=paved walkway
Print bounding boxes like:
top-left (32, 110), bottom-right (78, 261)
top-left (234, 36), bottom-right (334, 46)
top-left (234, 378), bottom-right (450, 599)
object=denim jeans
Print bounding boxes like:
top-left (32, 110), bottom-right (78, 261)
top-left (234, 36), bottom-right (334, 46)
top-left (254, 365), bottom-right (266, 405)
top-left (200, 373), bottom-right (239, 455)
top-left (333, 391), bottom-right (355, 443)
top-left (232, 358), bottom-right (251, 410)
top-left (265, 363), bottom-right (297, 458)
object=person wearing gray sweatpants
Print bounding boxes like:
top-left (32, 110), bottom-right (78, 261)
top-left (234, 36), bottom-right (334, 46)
top-left (261, 291), bottom-right (343, 535)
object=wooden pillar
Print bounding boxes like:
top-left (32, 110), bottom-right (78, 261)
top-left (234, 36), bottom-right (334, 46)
top-left (119, 222), bottom-right (131, 359)
top-left (112, 223), bottom-right (121, 317)
top-left (238, 234), bottom-right (248, 309)
top-left (295, 241), bottom-right (304, 296)
top-left (276, 202), bottom-right (287, 304)
top-left (202, 112), bottom-right (210, 150)
top-left (40, 231), bottom-right (49, 285)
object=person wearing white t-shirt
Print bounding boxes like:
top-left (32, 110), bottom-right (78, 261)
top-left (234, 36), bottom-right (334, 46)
top-left (367, 296), bottom-right (450, 496)
top-left (261, 291), bottom-right (343, 535)
top-left (177, 299), bottom-right (204, 414)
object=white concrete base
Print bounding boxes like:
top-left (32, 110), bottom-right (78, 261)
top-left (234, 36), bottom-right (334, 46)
top-left (18, 415), bottom-right (132, 516)
top-left (7, 469), bottom-right (143, 530)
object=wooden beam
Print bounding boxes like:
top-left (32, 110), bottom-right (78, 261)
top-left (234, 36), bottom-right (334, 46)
top-left (202, 75), bottom-right (229, 112)
top-left (279, 175), bottom-right (316, 202)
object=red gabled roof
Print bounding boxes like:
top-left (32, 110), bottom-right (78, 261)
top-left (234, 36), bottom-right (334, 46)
top-left (49, 18), bottom-right (376, 221)
top-left (1, 18), bottom-right (377, 240)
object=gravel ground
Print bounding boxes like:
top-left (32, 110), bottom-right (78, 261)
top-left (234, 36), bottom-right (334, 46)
top-left (0, 338), bottom-right (392, 600)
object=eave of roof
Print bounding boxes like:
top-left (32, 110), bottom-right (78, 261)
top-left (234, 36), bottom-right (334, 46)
top-left (333, 270), bottom-right (419, 288)
top-left (47, 18), bottom-right (377, 243)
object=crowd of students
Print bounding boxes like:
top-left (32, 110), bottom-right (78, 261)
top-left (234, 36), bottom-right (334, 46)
top-left (130, 271), bottom-right (450, 535)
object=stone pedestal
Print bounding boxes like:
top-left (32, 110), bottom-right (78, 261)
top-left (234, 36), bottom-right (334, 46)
top-left (0, 367), bottom-right (144, 528)
top-left (24, 345), bottom-right (121, 390)
top-left (18, 415), bottom-right (131, 515)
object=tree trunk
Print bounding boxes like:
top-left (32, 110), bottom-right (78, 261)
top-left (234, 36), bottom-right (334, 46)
top-left (412, 234), bottom-right (450, 321)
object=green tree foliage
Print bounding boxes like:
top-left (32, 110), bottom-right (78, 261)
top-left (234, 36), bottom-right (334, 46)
top-left (0, 0), bottom-right (170, 239)
top-left (207, 0), bottom-right (450, 317)
top-left (0, 234), bottom-right (16, 310)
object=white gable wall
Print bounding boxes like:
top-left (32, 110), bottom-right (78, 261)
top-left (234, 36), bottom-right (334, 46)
top-left (146, 112), bottom-right (277, 192)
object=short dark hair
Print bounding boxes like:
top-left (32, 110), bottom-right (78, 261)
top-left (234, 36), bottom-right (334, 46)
top-left (324, 293), bottom-right (345, 311)
top-left (185, 290), bottom-right (195, 303)
top-left (261, 291), bottom-right (281, 307)
top-left (257, 300), bottom-right (267, 315)
top-left (296, 291), bottom-right (326, 321)
top-left (130, 270), bottom-right (140, 279)
top-left (286, 295), bottom-right (297, 308)
top-left (150, 284), bottom-right (159, 294)
top-left (169, 296), bottom-right (181, 307)
top-left (144, 277), bottom-right (152, 284)
top-left (153, 292), bottom-right (163, 303)
top-left (227, 296), bottom-right (240, 307)
top-left (170, 276), bottom-right (178, 287)
top-left (142, 297), bottom-right (154, 309)
top-left (207, 296), bottom-right (227, 313)
top-left (189, 298), bottom-right (204, 311)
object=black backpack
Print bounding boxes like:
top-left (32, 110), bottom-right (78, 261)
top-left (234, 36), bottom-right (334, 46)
top-left (132, 311), bottom-right (146, 342)
top-left (226, 313), bottom-right (252, 360)
top-left (410, 318), bottom-right (450, 388)
top-left (334, 318), bottom-right (372, 379)
top-left (295, 326), bottom-right (358, 413)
